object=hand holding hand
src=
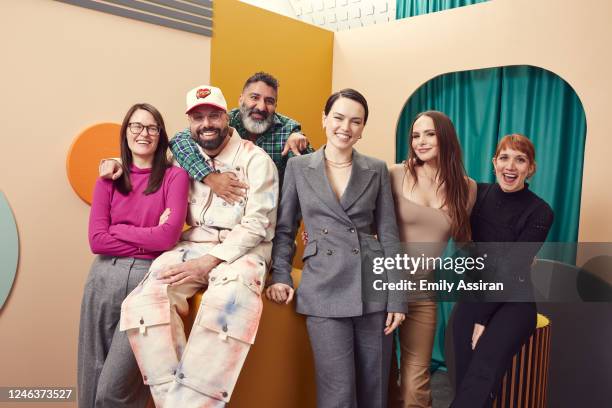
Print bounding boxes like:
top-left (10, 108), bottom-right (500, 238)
top-left (265, 283), bottom-right (295, 304)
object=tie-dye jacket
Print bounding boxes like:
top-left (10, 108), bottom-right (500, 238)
top-left (180, 128), bottom-right (279, 264)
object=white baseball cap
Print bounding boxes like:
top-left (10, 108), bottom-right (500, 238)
top-left (185, 85), bottom-right (227, 114)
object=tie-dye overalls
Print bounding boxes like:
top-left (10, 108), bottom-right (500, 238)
top-left (120, 131), bottom-right (278, 407)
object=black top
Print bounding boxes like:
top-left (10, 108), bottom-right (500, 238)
top-left (469, 183), bottom-right (554, 324)
top-left (471, 183), bottom-right (554, 243)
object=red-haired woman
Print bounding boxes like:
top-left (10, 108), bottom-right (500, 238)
top-left (451, 134), bottom-right (554, 408)
top-left (78, 103), bottom-right (189, 408)
top-left (388, 111), bottom-right (476, 407)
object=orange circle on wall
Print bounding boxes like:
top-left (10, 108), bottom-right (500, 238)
top-left (66, 123), bottom-right (121, 205)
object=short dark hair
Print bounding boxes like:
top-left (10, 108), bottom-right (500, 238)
top-left (116, 103), bottom-right (170, 196)
top-left (243, 72), bottom-right (279, 92)
top-left (324, 88), bottom-right (369, 124)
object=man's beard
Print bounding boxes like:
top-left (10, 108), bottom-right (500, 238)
top-left (194, 126), bottom-right (229, 150)
top-left (240, 103), bottom-right (274, 135)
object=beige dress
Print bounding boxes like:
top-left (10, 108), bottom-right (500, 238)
top-left (388, 164), bottom-right (476, 408)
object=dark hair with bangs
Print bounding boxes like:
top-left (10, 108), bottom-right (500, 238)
top-left (495, 134), bottom-right (537, 177)
top-left (324, 88), bottom-right (369, 124)
top-left (115, 103), bottom-right (171, 196)
top-left (405, 110), bottom-right (471, 241)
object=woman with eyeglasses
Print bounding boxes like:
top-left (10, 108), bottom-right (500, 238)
top-left (77, 103), bottom-right (189, 408)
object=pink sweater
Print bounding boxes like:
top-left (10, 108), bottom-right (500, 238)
top-left (88, 165), bottom-right (189, 259)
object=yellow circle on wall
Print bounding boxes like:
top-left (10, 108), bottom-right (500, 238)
top-left (66, 123), bottom-right (121, 205)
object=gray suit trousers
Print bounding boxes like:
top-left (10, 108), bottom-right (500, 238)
top-left (78, 256), bottom-right (151, 408)
top-left (306, 311), bottom-right (392, 408)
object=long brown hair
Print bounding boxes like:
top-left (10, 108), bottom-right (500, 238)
top-left (115, 103), bottom-right (170, 195)
top-left (405, 110), bottom-right (471, 241)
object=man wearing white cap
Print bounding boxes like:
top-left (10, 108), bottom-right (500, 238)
top-left (119, 85), bottom-right (279, 407)
top-left (101, 72), bottom-right (312, 201)
top-left (170, 72), bottom-right (312, 202)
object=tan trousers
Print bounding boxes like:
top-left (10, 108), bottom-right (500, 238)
top-left (120, 242), bottom-right (267, 408)
top-left (388, 301), bottom-right (437, 408)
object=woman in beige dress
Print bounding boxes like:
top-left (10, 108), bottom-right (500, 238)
top-left (388, 111), bottom-right (476, 408)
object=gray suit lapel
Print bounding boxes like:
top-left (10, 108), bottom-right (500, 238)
top-left (303, 149), bottom-right (352, 223)
top-left (340, 150), bottom-right (375, 211)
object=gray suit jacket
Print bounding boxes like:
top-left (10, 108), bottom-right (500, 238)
top-left (271, 147), bottom-right (408, 317)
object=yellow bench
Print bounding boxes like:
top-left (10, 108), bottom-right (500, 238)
top-left (492, 314), bottom-right (552, 408)
top-left (445, 312), bottom-right (552, 408)
top-left (182, 268), bottom-right (316, 408)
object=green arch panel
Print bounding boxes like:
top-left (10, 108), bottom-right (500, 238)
top-left (395, 65), bottom-right (586, 243)
top-left (0, 191), bottom-right (19, 310)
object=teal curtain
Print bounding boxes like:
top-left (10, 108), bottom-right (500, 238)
top-left (396, 66), bottom-right (586, 243)
top-left (396, 0), bottom-right (489, 19)
top-left (395, 66), bottom-right (587, 371)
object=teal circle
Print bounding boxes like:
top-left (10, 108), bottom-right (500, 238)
top-left (0, 191), bottom-right (19, 310)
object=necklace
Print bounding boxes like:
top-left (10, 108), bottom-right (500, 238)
top-left (325, 158), bottom-right (353, 168)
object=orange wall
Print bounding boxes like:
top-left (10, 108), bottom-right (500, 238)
top-left (209, 2), bottom-right (333, 406)
top-left (210, 0), bottom-right (333, 149)
top-left (210, 0), bottom-right (334, 274)
top-left (330, 0), bottom-right (612, 241)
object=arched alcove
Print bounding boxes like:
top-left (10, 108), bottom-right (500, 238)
top-left (396, 65), bottom-right (586, 244)
top-left (394, 65), bottom-right (587, 371)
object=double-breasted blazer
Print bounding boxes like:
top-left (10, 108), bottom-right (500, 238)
top-left (270, 147), bottom-right (408, 317)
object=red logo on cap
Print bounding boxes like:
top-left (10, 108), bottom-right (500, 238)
top-left (196, 88), bottom-right (211, 99)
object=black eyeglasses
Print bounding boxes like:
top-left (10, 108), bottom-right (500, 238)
top-left (128, 122), bottom-right (161, 136)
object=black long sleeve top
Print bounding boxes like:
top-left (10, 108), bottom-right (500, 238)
top-left (469, 182), bottom-right (554, 325)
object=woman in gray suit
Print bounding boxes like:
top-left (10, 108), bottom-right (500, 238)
top-left (266, 89), bottom-right (407, 408)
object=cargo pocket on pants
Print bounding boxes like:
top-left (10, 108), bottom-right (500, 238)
top-left (175, 294), bottom-right (262, 402)
top-left (120, 295), bottom-right (177, 385)
top-left (120, 294), bottom-right (171, 333)
top-left (197, 297), bottom-right (260, 344)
